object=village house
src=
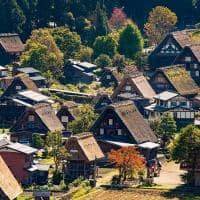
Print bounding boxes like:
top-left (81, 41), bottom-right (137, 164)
top-left (56, 101), bottom-right (80, 130)
top-left (10, 103), bottom-right (64, 144)
top-left (144, 91), bottom-right (199, 126)
top-left (65, 59), bottom-right (97, 83)
top-left (0, 74), bottom-right (50, 125)
top-left (112, 72), bottom-right (156, 114)
top-left (92, 92), bottom-right (112, 113)
top-left (148, 29), bottom-right (198, 68)
top-left (65, 132), bottom-right (104, 181)
top-left (150, 65), bottom-right (199, 98)
top-left (100, 67), bottom-right (121, 88)
top-left (0, 33), bottom-right (24, 66)
top-left (0, 155), bottom-right (23, 200)
top-left (15, 67), bottom-right (47, 88)
top-left (0, 66), bottom-right (8, 78)
top-left (173, 45), bottom-right (200, 85)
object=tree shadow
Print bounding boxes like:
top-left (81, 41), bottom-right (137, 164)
top-left (162, 184), bottom-right (200, 199)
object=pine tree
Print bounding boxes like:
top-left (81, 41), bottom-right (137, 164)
top-left (95, 1), bottom-right (108, 36)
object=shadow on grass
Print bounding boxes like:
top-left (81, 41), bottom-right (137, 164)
top-left (162, 184), bottom-right (200, 200)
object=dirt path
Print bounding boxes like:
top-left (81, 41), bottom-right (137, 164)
top-left (154, 161), bottom-right (185, 189)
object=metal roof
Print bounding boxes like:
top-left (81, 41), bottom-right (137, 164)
top-left (18, 90), bottom-right (49, 102)
top-left (0, 66), bottom-right (6, 70)
top-left (7, 143), bottom-right (38, 154)
top-left (154, 91), bottom-right (178, 101)
top-left (104, 140), bottom-right (135, 147)
top-left (12, 98), bottom-right (33, 107)
top-left (17, 67), bottom-right (39, 74)
top-left (138, 142), bottom-right (160, 149)
top-left (30, 75), bottom-right (46, 81)
top-left (78, 61), bottom-right (97, 69)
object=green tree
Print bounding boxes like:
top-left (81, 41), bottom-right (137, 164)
top-left (95, 1), bottom-right (108, 36)
top-left (46, 131), bottom-right (68, 172)
top-left (0, 0), bottom-right (26, 33)
top-left (95, 54), bottom-right (112, 68)
top-left (79, 46), bottom-right (93, 62)
top-left (158, 112), bottom-right (177, 147)
top-left (93, 35), bottom-right (118, 58)
top-left (113, 54), bottom-right (126, 72)
top-left (21, 29), bottom-right (64, 77)
top-left (50, 27), bottom-right (81, 63)
top-left (118, 23), bottom-right (144, 59)
top-left (32, 133), bottom-right (44, 149)
top-left (169, 125), bottom-right (200, 186)
top-left (68, 105), bottom-right (98, 134)
top-left (144, 6), bottom-right (177, 45)
top-left (82, 25), bottom-right (96, 46)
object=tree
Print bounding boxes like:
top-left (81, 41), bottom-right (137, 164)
top-left (118, 23), bottom-right (144, 59)
top-left (32, 133), bottom-right (44, 149)
top-left (0, 0), bottom-right (26, 33)
top-left (50, 27), bottom-right (81, 63)
top-left (68, 105), bottom-right (98, 134)
top-left (78, 46), bottom-right (93, 62)
top-left (21, 29), bottom-right (64, 77)
top-left (95, 1), bottom-right (109, 36)
top-left (108, 7), bottom-right (128, 31)
top-left (95, 54), bottom-right (112, 68)
top-left (158, 112), bottom-right (177, 147)
top-left (144, 6), bottom-right (177, 45)
top-left (149, 117), bottom-right (160, 136)
top-left (93, 35), bottom-right (118, 58)
top-left (108, 146), bottom-right (145, 183)
top-left (46, 131), bottom-right (68, 173)
top-left (112, 54), bottom-right (126, 72)
top-left (169, 125), bottom-right (200, 186)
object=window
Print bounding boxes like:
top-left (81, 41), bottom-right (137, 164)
top-left (108, 119), bottom-right (113, 126)
top-left (125, 86), bottom-right (131, 91)
top-left (117, 129), bottom-right (122, 136)
top-left (196, 71), bottom-right (199, 77)
top-left (185, 57), bottom-right (191, 62)
top-left (100, 128), bottom-right (104, 135)
top-left (16, 85), bottom-right (22, 90)
top-left (106, 75), bottom-right (111, 79)
top-left (61, 116), bottom-right (68, 123)
top-left (194, 64), bottom-right (198, 69)
top-left (28, 115), bottom-right (34, 122)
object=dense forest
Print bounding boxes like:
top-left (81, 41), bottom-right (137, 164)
top-left (0, 0), bottom-right (200, 40)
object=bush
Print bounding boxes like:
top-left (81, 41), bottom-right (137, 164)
top-left (52, 171), bottom-right (63, 185)
top-left (95, 54), bottom-right (112, 68)
top-left (32, 133), bottom-right (44, 149)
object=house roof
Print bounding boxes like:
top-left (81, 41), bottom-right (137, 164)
top-left (18, 90), bottom-right (49, 102)
top-left (154, 91), bottom-right (178, 101)
top-left (33, 103), bottom-right (64, 132)
top-left (16, 67), bottom-right (40, 74)
top-left (123, 65), bottom-right (141, 76)
top-left (77, 62), bottom-right (97, 69)
top-left (92, 92), bottom-right (112, 105)
top-left (113, 73), bottom-right (155, 100)
top-left (157, 65), bottom-right (199, 96)
top-left (7, 143), bottom-right (38, 154)
top-left (92, 101), bottom-right (157, 144)
top-left (188, 45), bottom-right (200, 62)
top-left (67, 133), bottom-right (104, 162)
top-left (0, 33), bottom-right (24, 53)
top-left (0, 156), bottom-right (23, 200)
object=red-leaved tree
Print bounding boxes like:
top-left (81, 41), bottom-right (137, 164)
top-left (108, 8), bottom-right (128, 31)
top-left (108, 146), bottom-right (145, 183)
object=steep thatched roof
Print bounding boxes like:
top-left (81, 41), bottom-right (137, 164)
top-left (0, 33), bottom-right (24, 53)
top-left (158, 65), bottom-right (199, 96)
top-left (0, 156), bottom-right (23, 200)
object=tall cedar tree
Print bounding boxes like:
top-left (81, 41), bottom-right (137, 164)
top-left (158, 112), bottom-right (177, 147)
top-left (118, 23), bottom-right (144, 59)
top-left (109, 146), bottom-right (145, 183)
top-left (169, 125), bottom-right (200, 186)
top-left (36, 0), bottom-right (53, 28)
top-left (95, 1), bottom-right (109, 36)
top-left (144, 6), bottom-right (177, 45)
top-left (0, 0), bottom-right (26, 33)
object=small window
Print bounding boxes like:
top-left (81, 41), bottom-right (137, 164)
top-left (196, 71), bottom-right (199, 77)
top-left (185, 57), bottom-right (191, 62)
top-left (61, 116), bottom-right (68, 123)
top-left (108, 119), bottom-right (113, 125)
top-left (117, 129), bottom-right (122, 136)
top-left (125, 86), bottom-right (131, 91)
top-left (194, 64), bottom-right (198, 69)
top-left (100, 128), bottom-right (104, 135)
top-left (16, 85), bottom-right (22, 90)
top-left (106, 75), bottom-right (111, 80)
top-left (28, 115), bottom-right (34, 122)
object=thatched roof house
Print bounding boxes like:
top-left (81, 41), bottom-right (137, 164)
top-left (151, 65), bottom-right (199, 96)
top-left (0, 156), bottom-right (23, 200)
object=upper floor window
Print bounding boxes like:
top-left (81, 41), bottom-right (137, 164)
top-left (100, 128), bottom-right (104, 135)
top-left (196, 71), bottom-right (199, 77)
top-left (106, 75), bottom-right (111, 80)
top-left (28, 115), bottom-right (35, 122)
top-left (125, 86), bottom-right (131, 91)
top-left (108, 119), bottom-right (113, 126)
top-left (185, 57), bottom-right (191, 62)
top-left (61, 116), bottom-right (68, 123)
top-left (117, 129), bottom-right (122, 136)
top-left (16, 85), bottom-right (22, 90)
